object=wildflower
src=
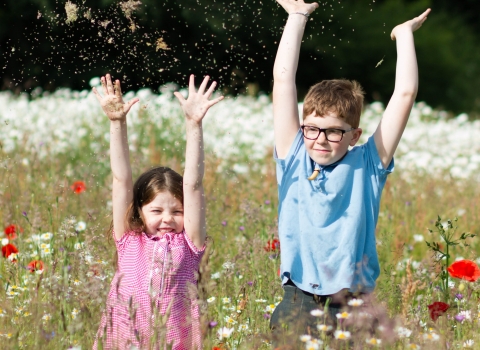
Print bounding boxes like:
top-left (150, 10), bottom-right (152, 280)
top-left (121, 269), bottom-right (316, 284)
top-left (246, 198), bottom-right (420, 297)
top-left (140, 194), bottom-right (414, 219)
top-left (448, 260), bottom-right (480, 282)
top-left (71, 181), bottom-right (86, 194)
top-left (217, 327), bottom-right (234, 340)
top-left (0, 309), bottom-right (6, 317)
top-left (73, 279), bottom-right (81, 286)
top-left (75, 221), bottom-right (86, 232)
top-left (42, 314), bottom-right (51, 322)
top-left (299, 335), bottom-right (312, 342)
top-left (74, 242), bottom-right (82, 250)
top-left (310, 309), bottom-right (324, 317)
top-left (335, 311), bottom-right (351, 319)
top-left (221, 297), bottom-right (231, 304)
top-left (334, 330), bottom-right (351, 340)
top-left (222, 261), bottom-right (235, 271)
top-left (263, 313), bottom-right (271, 319)
top-left (255, 299), bottom-right (267, 303)
top-left (239, 226), bottom-right (245, 231)
top-left (224, 316), bottom-right (237, 325)
top-left (2, 243), bottom-right (18, 259)
top-left (427, 301), bottom-right (449, 321)
top-left (305, 339), bottom-right (322, 350)
top-left (27, 260), bottom-right (44, 273)
top-left (264, 238), bottom-right (280, 252)
top-left (238, 323), bottom-right (249, 332)
top-left (316, 324), bottom-right (333, 332)
top-left (207, 297), bottom-right (216, 303)
top-left (265, 304), bottom-right (276, 313)
top-left (455, 293), bottom-right (464, 300)
top-left (265, 200), bottom-right (271, 205)
top-left (396, 326), bottom-right (412, 338)
top-left (71, 308), bottom-right (80, 319)
top-left (347, 298), bottom-right (364, 307)
top-left (423, 331), bottom-right (440, 341)
top-left (4, 224), bottom-right (22, 240)
top-left (463, 339), bottom-right (474, 348)
top-left (208, 321), bottom-right (218, 328)
top-left (1, 238), bottom-right (8, 246)
top-left (41, 232), bottom-right (53, 240)
top-left (366, 338), bottom-right (382, 345)
top-left (413, 234), bottom-right (424, 242)
top-left (458, 310), bottom-right (471, 321)
top-left (408, 344), bottom-right (421, 349)
top-left (221, 221), bottom-right (227, 226)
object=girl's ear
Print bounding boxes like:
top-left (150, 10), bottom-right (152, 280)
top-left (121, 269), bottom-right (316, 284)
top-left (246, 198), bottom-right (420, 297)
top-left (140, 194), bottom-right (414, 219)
top-left (349, 128), bottom-right (363, 147)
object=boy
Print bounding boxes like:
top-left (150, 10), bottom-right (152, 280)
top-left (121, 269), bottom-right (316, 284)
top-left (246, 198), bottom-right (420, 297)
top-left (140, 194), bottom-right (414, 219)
top-left (270, 0), bottom-right (430, 345)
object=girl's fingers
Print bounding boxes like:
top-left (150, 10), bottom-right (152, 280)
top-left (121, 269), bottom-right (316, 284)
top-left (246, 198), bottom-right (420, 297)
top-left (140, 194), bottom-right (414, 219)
top-left (208, 95), bottom-right (224, 107)
top-left (115, 80), bottom-right (123, 97)
top-left (92, 87), bottom-right (103, 102)
top-left (106, 74), bottom-right (115, 95)
top-left (198, 75), bottom-right (210, 95)
top-left (101, 76), bottom-right (108, 96)
top-left (124, 98), bottom-right (139, 113)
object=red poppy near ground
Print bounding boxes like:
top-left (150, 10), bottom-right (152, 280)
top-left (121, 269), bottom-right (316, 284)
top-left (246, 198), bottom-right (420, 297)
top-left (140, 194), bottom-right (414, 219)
top-left (264, 238), bottom-right (280, 252)
top-left (447, 259), bottom-right (480, 282)
top-left (4, 224), bottom-right (22, 240)
top-left (2, 243), bottom-right (19, 259)
top-left (71, 181), bottom-right (86, 194)
top-left (27, 260), bottom-right (44, 273)
top-left (428, 301), bottom-right (450, 321)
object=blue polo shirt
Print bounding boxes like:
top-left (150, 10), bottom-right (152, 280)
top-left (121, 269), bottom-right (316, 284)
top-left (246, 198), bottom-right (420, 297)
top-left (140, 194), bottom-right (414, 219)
top-left (275, 130), bottom-right (393, 295)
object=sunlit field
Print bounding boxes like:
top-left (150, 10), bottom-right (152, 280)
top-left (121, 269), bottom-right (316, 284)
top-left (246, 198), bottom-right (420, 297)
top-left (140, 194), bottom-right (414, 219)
top-left (1, 87), bottom-right (480, 349)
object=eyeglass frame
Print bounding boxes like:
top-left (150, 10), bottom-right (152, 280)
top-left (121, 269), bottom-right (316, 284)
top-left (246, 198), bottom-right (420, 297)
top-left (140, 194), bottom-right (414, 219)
top-left (300, 125), bottom-right (356, 143)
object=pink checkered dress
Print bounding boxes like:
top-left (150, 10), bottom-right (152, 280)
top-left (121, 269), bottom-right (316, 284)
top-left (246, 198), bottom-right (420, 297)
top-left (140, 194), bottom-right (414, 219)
top-left (93, 230), bottom-right (205, 350)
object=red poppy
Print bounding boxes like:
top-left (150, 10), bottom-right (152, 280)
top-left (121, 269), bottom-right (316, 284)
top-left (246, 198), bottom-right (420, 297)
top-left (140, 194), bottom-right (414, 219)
top-left (4, 224), bottom-right (22, 240)
top-left (264, 238), bottom-right (280, 252)
top-left (71, 181), bottom-right (86, 194)
top-left (447, 260), bottom-right (480, 282)
top-left (2, 243), bottom-right (19, 259)
top-left (27, 260), bottom-right (44, 273)
top-left (428, 301), bottom-right (450, 321)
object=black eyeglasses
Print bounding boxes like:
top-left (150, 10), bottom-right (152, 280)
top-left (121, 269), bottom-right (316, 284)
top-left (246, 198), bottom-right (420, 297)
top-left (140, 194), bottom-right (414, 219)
top-left (300, 125), bottom-right (355, 143)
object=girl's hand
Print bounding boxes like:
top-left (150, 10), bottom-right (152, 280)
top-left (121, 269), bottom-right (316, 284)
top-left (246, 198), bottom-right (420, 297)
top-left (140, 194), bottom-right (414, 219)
top-left (276, 0), bottom-right (319, 16)
top-left (174, 75), bottom-right (224, 124)
top-left (391, 9), bottom-right (431, 40)
top-left (92, 74), bottom-right (139, 121)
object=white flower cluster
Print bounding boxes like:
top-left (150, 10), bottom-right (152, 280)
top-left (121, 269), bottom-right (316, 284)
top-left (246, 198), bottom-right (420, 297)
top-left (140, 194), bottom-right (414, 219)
top-left (2, 88), bottom-right (480, 178)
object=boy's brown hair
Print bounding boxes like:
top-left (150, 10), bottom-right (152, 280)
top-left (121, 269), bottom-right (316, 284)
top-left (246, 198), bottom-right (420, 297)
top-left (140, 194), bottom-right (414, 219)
top-left (302, 79), bottom-right (365, 128)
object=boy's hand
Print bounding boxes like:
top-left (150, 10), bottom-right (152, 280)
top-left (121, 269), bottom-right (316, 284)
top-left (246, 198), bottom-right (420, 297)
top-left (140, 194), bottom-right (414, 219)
top-left (92, 74), bottom-right (139, 121)
top-left (276, 0), bottom-right (319, 16)
top-left (391, 9), bottom-right (431, 40)
top-left (174, 75), bottom-right (224, 123)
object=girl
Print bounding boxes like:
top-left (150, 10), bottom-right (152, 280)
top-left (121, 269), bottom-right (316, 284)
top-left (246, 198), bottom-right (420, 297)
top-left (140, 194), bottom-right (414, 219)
top-left (92, 74), bottom-right (223, 349)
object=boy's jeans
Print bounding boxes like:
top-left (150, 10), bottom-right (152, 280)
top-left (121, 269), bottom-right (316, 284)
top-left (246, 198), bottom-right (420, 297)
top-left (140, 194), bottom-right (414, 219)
top-left (269, 283), bottom-right (362, 349)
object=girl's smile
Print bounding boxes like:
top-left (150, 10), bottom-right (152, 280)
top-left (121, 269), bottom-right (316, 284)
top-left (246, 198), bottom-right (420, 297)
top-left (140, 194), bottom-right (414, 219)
top-left (141, 191), bottom-right (184, 237)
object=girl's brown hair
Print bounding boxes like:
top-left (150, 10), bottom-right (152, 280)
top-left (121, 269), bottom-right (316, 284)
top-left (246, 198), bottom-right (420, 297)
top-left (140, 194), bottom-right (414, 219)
top-left (125, 166), bottom-right (183, 234)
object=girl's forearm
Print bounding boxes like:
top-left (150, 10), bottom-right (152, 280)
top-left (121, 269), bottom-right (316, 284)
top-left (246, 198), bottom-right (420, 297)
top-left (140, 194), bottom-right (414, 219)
top-left (273, 14), bottom-right (308, 83)
top-left (184, 120), bottom-right (204, 190)
top-left (110, 120), bottom-right (132, 183)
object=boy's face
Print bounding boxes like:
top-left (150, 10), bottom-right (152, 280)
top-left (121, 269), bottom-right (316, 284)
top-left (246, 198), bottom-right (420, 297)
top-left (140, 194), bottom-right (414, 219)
top-left (303, 111), bottom-right (363, 166)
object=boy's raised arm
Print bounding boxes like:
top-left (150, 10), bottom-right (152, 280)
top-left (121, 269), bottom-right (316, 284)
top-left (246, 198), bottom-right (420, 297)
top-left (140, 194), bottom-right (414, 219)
top-left (174, 75), bottom-right (223, 250)
top-left (93, 74), bottom-right (139, 240)
top-left (374, 9), bottom-right (431, 168)
top-left (273, 0), bottom-right (318, 159)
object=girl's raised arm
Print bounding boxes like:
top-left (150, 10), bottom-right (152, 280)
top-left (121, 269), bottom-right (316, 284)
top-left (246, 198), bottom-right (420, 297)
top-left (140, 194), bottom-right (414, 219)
top-left (93, 74), bottom-right (139, 240)
top-left (174, 75), bottom-right (223, 249)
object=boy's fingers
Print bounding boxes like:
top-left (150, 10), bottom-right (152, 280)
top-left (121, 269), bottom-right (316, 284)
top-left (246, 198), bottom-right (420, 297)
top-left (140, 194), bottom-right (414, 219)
top-left (198, 75), bottom-right (210, 95)
top-left (92, 87), bottom-right (103, 102)
top-left (188, 74), bottom-right (196, 95)
top-left (205, 81), bottom-right (217, 98)
top-left (124, 98), bottom-right (139, 112)
top-left (173, 91), bottom-right (186, 104)
top-left (208, 95), bottom-right (224, 107)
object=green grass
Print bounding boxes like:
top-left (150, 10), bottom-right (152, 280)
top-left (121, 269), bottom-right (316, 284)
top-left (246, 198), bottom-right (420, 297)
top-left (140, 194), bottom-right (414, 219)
top-left (1, 121), bottom-right (480, 350)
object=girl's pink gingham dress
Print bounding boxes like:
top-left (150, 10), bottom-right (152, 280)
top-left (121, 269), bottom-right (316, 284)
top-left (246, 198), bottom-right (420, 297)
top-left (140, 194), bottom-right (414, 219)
top-left (93, 230), bottom-right (205, 350)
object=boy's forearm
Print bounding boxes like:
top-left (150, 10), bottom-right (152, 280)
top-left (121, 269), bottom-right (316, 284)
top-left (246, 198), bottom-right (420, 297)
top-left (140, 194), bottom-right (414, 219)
top-left (110, 120), bottom-right (132, 182)
top-left (392, 31), bottom-right (418, 98)
top-left (184, 120), bottom-right (204, 190)
top-left (273, 14), bottom-right (309, 83)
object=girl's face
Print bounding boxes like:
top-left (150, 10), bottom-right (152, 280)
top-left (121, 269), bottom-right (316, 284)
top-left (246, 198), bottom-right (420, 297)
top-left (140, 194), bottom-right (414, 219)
top-left (303, 111), bottom-right (362, 166)
top-left (141, 191), bottom-right (184, 237)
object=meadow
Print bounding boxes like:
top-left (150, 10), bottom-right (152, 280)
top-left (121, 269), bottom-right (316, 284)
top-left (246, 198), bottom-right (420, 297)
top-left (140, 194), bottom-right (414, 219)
top-left (1, 83), bottom-right (480, 349)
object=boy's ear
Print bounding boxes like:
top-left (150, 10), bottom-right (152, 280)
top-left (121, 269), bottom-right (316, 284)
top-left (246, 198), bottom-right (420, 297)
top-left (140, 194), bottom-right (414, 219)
top-left (349, 128), bottom-right (363, 146)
